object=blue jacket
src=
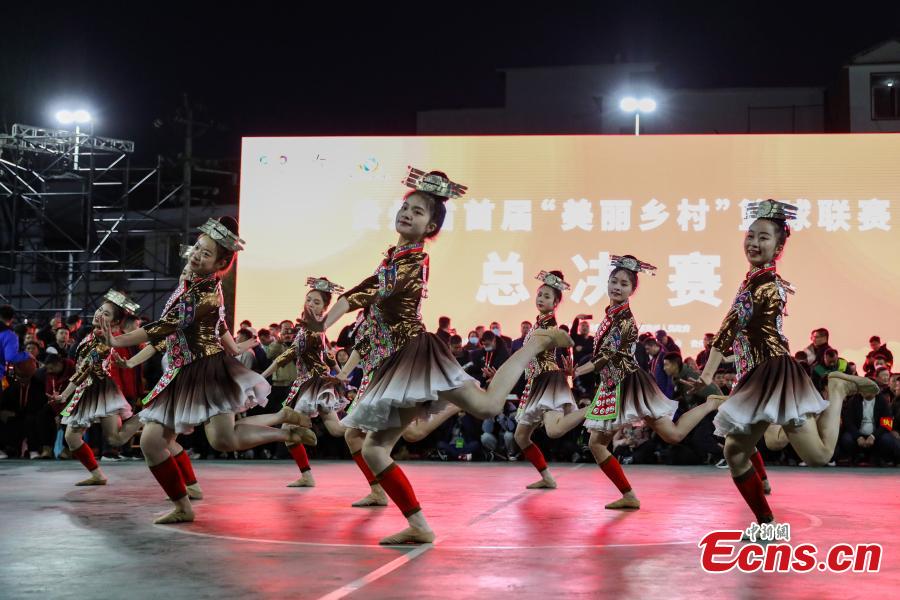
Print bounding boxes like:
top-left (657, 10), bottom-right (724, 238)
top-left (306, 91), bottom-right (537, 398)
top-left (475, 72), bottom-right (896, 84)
top-left (0, 326), bottom-right (31, 378)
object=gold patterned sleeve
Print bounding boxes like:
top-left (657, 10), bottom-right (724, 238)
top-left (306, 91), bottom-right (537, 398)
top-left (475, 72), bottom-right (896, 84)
top-left (342, 274), bottom-right (381, 312)
top-left (711, 300), bottom-right (739, 354)
top-left (144, 286), bottom-right (220, 344)
top-left (756, 281), bottom-right (784, 328)
top-left (393, 259), bottom-right (426, 298)
top-left (273, 346), bottom-right (297, 368)
top-left (591, 317), bottom-right (638, 372)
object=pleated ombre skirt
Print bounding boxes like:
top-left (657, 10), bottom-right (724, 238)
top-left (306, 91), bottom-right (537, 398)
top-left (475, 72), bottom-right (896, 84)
top-left (584, 368), bottom-right (678, 432)
top-left (140, 352), bottom-right (271, 434)
top-left (517, 370), bottom-right (577, 426)
top-left (713, 355), bottom-right (828, 436)
top-left (340, 332), bottom-right (476, 433)
top-left (61, 378), bottom-right (133, 428)
top-left (286, 376), bottom-right (347, 417)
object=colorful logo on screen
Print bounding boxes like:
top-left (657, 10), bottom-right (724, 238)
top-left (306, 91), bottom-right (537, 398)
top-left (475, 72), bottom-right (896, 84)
top-left (358, 157), bottom-right (379, 173)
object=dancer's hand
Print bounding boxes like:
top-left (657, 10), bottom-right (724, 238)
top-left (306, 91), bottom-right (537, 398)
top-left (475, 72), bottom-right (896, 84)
top-left (99, 317), bottom-right (118, 347)
top-left (574, 362), bottom-right (594, 377)
top-left (561, 356), bottom-right (575, 377)
top-left (112, 352), bottom-right (129, 369)
top-left (680, 376), bottom-right (709, 395)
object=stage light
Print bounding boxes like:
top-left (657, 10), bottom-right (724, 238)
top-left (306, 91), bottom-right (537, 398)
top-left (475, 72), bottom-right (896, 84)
top-left (56, 110), bottom-right (74, 124)
top-left (73, 110), bottom-right (92, 123)
top-left (619, 97), bottom-right (639, 112)
top-left (638, 98), bottom-right (657, 113)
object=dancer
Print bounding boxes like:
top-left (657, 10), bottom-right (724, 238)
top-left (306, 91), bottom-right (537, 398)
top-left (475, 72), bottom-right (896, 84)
top-left (260, 277), bottom-right (346, 488)
top-left (303, 167), bottom-right (571, 544)
top-left (514, 270), bottom-right (586, 490)
top-left (54, 291), bottom-right (144, 486)
top-left (691, 200), bottom-right (878, 525)
top-left (102, 217), bottom-right (312, 524)
top-left (574, 255), bottom-right (725, 509)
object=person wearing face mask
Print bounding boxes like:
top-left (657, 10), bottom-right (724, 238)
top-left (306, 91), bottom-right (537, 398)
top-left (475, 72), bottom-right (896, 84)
top-left (260, 277), bottom-right (346, 488)
top-left (472, 331), bottom-right (510, 387)
top-left (464, 330), bottom-right (481, 353)
top-left (691, 200), bottom-right (879, 529)
top-left (574, 255), bottom-right (726, 511)
top-left (489, 321), bottom-right (512, 354)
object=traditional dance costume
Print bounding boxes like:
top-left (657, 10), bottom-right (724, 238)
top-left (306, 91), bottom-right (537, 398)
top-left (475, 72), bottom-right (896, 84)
top-left (516, 313), bottom-right (577, 426)
top-left (60, 333), bottom-right (133, 430)
top-left (139, 226), bottom-right (270, 434)
top-left (711, 262), bottom-right (827, 436)
top-left (339, 242), bottom-right (475, 433)
top-left (583, 301), bottom-right (677, 433)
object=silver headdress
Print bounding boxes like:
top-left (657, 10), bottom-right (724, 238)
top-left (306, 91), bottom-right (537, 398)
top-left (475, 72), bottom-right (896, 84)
top-left (402, 166), bottom-right (467, 199)
top-left (198, 218), bottom-right (245, 252)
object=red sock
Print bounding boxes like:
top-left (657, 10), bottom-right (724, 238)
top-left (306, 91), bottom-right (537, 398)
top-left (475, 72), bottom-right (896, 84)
top-left (599, 455), bottom-right (633, 494)
top-left (521, 443), bottom-right (548, 473)
top-left (750, 451), bottom-right (768, 481)
top-left (733, 467), bottom-right (773, 523)
top-left (352, 451), bottom-right (376, 484)
top-left (72, 442), bottom-right (98, 472)
top-left (289, 444), bottom-right (311, 473)
top-left (173, 450), bottom-right (198, 486)
top-left (375, 462), bottom-right (421, 517)
top-left (149, 456), bottom-right (187, 501)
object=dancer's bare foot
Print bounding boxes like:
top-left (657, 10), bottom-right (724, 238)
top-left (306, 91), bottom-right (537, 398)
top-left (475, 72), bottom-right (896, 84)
top-left (379, 526), bottom-right (435, 545)
top-left (287, 472), bottom-right (315, 487)
top-left (280, 406), bottom-right (312, 428)
top-left (153, 508), bottom-right (195, 525)
top-left (286, 426), bottom-right (317, 446)
top-left (762, 479), bottom-right (772, 495)
top-left (75, 474), bottom-right (107, 486)
top-left (186, 483), bottom-right (204, 500)
top-left (705, 395), bottom-right (728, 410)
top-left (604, 496), bottom-right (641, 510)
top-left (351, 489), bottom-right (388, 507)
top-left (827, 372), bottom-right (879, 398)
top-left (526, 478), bottom-right (557, 489)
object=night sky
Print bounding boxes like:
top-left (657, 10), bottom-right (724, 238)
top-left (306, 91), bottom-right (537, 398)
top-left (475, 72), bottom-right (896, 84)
top-left (2, 1), bottom-right (899, 162)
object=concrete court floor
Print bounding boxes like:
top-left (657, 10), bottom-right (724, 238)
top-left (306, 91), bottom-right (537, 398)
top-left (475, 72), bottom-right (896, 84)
top-left (0, 459), bottom-right (897, 599)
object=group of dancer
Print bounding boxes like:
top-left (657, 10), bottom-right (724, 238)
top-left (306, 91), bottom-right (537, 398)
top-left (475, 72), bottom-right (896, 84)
top-left (54, 166), bottom-right (880, 544)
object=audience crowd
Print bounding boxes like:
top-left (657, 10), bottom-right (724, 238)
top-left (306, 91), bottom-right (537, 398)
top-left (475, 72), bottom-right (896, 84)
top-left (2, 304), bottom-right (899, 470)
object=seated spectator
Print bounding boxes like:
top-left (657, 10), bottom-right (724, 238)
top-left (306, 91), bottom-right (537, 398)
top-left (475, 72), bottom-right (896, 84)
top-left (50, 327), bottom-right (72, 355)
top-left (793, 350), bottom-right (811, 375)
top-left (470, 331), bottom-right (510, 387)
top-left (803, 327), bottom-right (832, 367)
top-left (41, 353), bottom-right (76, 398)
top-left (864, 335), bottom-right (893, 377)
top-left (435, 316), bottom-right (453, 346)
top-left (611, 424), bottom-right (655, 465)
top-left (644, 337), bottom-right (674, 398)
top-left (811, 348), bottom-right (851, 390)
top-left (464, 330), bottom-right (481, 352)
top-left (481, 400), bottom-right (518, 459)
top-left (489, 321), bottom-right (512, 353)
top-left (662, 352), bottom-right (724, 465)
top-left (635, 332), bottom-right (654, 371)
top-left (235, 328), bottom-right (257, 370)
top-left (874, 367), bottom-right (893, 405)
top-left (696, 333), bottom-right (714, 370)
top-left (436, 411), bottom-right (482, 460)
top-left (839, 392), bottom-right (900, 465)
top-left (448, 335), bottom-right (471, 367)
top-left (511, 320), bottom-right (532, 353)
top-left (569, 315), bottom-right (594, 363)
top-left (0, 359), bottom-right (53, 459)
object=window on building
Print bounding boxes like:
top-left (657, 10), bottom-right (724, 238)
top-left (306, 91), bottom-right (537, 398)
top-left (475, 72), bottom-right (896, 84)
top-left (871, 73), bottom-right (900, 120)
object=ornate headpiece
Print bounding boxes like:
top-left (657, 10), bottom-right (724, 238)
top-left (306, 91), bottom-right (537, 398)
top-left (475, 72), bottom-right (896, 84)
top-left (306, 277), bottom-right (345, 295)
top-left (402, 166), bottom-right (467, 199)
top-left (535, 271), bottom-right (571, 292)
top-left (746, 199), bottom-right (798, 221)
top-left (198, 218), bottom-right (245, 252)
top-left (610, 255), bottom-right (657, 276)
top-left (103, 290), bottom-right (140, 316)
